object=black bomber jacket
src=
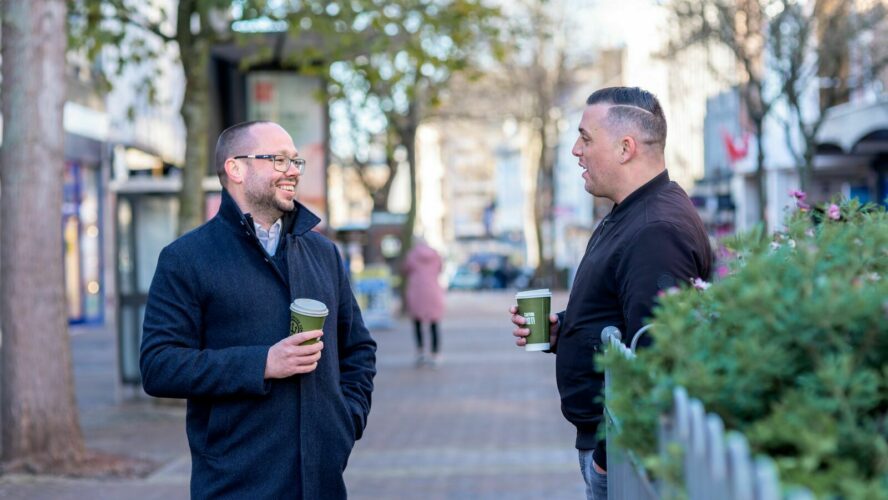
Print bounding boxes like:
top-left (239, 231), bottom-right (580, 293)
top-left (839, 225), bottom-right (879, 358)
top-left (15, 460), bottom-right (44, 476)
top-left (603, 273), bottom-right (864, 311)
top-left (553, 170), bottom-right (712, 469)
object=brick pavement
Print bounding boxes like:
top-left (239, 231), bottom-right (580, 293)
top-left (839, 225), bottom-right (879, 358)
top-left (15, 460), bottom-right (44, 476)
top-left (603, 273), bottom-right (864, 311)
top-left (0, 290), bottom-right (585, 499)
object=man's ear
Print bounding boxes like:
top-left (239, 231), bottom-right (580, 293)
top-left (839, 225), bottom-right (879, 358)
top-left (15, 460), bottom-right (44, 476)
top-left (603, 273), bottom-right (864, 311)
top-left (224, 158), bottom-right (244, 184)
top-left (618, 136), bottom-right (638, 164)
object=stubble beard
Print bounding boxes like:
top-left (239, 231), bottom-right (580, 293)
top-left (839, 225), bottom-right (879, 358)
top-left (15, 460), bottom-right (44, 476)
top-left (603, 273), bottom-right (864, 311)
top-left (245, 179), bottom-right (297, 222)
top-left (583, 169), bottom-right (596, 195)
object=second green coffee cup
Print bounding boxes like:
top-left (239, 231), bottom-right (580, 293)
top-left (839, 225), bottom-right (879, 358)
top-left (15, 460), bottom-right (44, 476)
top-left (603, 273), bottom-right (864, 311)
top-left (289, 298), bottom-right (329, 345)
top-left (516, 289), bottom-right (551, 351)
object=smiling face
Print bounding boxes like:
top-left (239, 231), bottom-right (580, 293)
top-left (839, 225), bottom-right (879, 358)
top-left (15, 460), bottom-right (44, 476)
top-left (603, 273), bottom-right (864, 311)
top-left (235, 123), bottom-right (301, 227)
top-left (571, 104), bottom-right (622, 201)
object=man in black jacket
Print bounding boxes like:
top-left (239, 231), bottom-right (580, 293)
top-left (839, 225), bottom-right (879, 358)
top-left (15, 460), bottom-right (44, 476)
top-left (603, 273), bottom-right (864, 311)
top-left (510, 87), bottom-right (712, 500)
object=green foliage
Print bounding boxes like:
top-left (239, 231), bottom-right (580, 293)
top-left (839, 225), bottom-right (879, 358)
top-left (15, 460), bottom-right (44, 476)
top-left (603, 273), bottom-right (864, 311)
top-left (64, 1), bottom-right (504, 233)
top-left (66, 0), bottom-right (503, 126)
top-left (601, 199), bottom-right (888, 499)
top-left (67, 0), bottom-right (237, 103)
top-left (269, 0), bottom-right (505, 247)
top-left (271, 0), bottom-right (503, 116)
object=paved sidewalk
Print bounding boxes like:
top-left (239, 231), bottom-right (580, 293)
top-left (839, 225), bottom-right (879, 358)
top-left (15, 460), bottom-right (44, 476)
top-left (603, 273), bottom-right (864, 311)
top-left (0, 290), bottom-right (584, 499)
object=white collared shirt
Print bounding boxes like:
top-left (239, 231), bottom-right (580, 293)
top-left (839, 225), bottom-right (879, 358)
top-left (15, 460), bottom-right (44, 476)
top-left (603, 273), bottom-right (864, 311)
top-left (254, 218), bottom-right (282, 256)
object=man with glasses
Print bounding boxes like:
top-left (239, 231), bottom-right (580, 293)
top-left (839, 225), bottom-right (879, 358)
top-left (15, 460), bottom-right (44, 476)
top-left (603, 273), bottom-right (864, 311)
top-left (509, 87), bottom-right (712, 500)
top-left (140, 120), bottom-right (376, 499)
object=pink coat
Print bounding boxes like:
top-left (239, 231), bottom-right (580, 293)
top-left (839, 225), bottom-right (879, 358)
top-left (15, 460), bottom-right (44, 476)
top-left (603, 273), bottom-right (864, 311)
top-left (402, 243), bottom-right (445, 322)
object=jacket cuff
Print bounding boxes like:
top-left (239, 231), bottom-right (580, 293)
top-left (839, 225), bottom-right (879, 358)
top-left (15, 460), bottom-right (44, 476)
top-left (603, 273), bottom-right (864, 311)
top-left (544, 310), bottom-right (567, 354)
top-left (247, 345), bottom-right (273, 395)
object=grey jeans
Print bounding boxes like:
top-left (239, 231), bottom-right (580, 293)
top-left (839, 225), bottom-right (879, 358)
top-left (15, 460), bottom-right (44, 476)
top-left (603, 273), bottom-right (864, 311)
top-left (579, 449), bottom-right (608, 500)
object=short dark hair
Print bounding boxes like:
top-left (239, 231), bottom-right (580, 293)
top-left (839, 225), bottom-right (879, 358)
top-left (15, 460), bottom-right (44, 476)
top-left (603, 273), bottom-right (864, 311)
top-left (214, 120), bottom-right (273, 186)
top-left (586, 87), bottom-right (667, 151)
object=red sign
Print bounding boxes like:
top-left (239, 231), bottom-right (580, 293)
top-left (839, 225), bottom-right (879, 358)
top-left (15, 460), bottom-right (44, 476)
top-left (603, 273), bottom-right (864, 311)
top-left (254, 81), bottom-right (274, 103)
top-left (721, 128), bottom-right (750, 165)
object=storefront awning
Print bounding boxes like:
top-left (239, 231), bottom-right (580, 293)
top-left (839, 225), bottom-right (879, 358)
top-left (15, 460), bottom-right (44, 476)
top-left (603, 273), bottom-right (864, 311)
top-left (817, 98), bottom-right (888, 152)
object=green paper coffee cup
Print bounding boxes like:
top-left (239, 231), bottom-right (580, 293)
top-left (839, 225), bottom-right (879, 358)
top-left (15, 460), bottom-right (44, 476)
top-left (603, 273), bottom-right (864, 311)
top-left (516, 289), bottom-right (551, 351)
top-left (289, 298), bottom-right (329, 345)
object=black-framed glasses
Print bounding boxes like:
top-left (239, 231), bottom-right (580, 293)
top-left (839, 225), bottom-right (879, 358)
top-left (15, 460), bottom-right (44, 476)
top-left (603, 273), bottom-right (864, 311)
top-left (233, 154), bottom-right (306, 173)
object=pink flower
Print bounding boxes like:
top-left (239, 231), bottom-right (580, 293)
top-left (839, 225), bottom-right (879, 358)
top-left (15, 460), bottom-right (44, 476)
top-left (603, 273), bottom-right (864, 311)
top-left (789, 190), bottom-right (810, 210)
top-left (789, 189), bottom-right (807, 201)
top-left (716, 265), bottom-right (730, 278)
top-left (691, 277), bottom-right (711, 290)
top-left (828, 204), bottom-right (840, 220)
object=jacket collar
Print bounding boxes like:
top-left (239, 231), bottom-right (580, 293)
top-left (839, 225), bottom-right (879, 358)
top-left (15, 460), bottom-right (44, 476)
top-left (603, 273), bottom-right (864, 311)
top-left (217, 189), bottom-right (321, 237)
top-left (608, 170), bottom-right (670, 222)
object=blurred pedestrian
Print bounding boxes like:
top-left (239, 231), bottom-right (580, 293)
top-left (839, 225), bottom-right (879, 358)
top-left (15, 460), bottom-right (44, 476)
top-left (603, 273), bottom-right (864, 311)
top-left (402, 238), bottom-right (446, 367)
top-left (508, 87), bottom-right (712, 500)
top-left (140, 120), bottom-right (376, 499)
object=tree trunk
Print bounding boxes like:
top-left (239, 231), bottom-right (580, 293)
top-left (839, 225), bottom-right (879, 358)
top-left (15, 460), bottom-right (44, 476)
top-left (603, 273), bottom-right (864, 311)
top-left (800, 142), bottom-right (815, 193)
top-left (1, 0), bottom-right (86, 465)
top-left (399, 105), bottom-right (419, 257)
top-left (754, 123), bottom-right (769, 232)
top-left (176, 7), bottom-right (210, 235)
top-left (370, 132), bottom-right (399, 213)
top-left (178, 54), bottom-right (211, 234)
top-left (532, 119), bottom-right (557, 288)
top-left (394, 104), bottom-right (419, 315)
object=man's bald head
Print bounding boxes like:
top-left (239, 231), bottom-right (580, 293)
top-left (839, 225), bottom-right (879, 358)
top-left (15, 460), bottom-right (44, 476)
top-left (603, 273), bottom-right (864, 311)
top-left (214, 120), bottom-right (275, 187)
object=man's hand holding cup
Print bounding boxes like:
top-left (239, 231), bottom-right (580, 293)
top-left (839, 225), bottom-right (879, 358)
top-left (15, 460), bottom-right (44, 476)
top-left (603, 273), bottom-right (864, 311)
top-left (511, 289), bottom-right (559, 351)
top-left (265, 330), bottom-right (324, 379)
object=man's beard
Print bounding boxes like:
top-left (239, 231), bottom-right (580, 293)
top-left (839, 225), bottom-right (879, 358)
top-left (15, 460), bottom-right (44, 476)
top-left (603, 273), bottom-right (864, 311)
top-left (245, 180), bottom-right (297, 217)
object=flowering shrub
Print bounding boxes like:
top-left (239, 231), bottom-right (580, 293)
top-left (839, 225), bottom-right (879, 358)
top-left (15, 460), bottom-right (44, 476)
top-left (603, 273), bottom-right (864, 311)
top-left (602, 198), bottom-right (888, 498)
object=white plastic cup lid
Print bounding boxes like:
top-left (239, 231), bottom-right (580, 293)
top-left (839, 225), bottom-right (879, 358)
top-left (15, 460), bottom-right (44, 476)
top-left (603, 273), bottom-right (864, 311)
top-left (289, 298), bottom-right (329, 316)
top-left (515, 289), bottom-right (551, 300)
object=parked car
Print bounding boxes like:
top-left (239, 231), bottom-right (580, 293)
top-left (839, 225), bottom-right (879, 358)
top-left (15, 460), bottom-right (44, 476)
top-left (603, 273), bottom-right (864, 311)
top-left (448, 254), bottom-right (532, 290)
top-left (448, 264), bottom-right (483, 290)
top-left (510, 266), bottom-right (534, 289)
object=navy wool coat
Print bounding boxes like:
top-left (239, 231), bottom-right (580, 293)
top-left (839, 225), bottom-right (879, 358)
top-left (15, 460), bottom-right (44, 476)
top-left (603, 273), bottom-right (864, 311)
top-left (140, 190), bottom-right (376, 499)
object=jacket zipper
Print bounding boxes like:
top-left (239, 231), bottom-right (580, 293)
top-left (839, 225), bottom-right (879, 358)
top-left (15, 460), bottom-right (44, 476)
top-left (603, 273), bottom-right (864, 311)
top-left (587, 216), bottom-right (611, 254)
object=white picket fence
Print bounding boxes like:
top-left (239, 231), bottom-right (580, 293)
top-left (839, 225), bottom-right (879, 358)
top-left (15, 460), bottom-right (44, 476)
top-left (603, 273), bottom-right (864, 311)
top-left (603, 329), bottom-right (814, 500)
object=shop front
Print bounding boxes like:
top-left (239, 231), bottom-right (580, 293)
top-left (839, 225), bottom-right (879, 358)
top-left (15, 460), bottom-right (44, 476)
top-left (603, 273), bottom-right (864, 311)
top-left (63, 133), bottom-right (108, 325)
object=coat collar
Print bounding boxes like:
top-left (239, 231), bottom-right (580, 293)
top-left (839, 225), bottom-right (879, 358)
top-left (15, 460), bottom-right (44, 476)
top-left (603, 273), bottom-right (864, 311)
top-left (217, 189), bottom-right (321, 237)
top-left (608, 170), bottom-right (670, 222)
